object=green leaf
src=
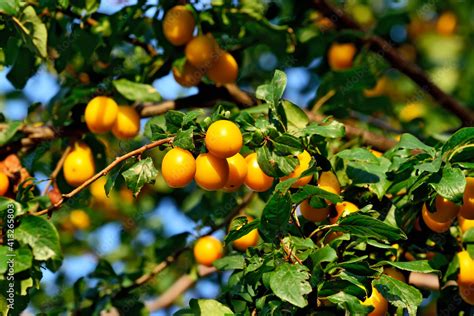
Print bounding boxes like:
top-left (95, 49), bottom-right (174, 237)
top-left (281, 236), bottom-right (316, 261)
top-left (256, 146), bottom-right (280, 177)
top-left (15, 6), bottom-right (48, 58)
top-left (291, 185), bottom-right (342, 205)
top-left (326, 292), bottom-right (373, 315)
top-left (334, 214), bottom-right (407, 242)
top-left (122, 157), bottom-right (158, 196)
top-left (0, 197), bottom-right (25, 217)
top-left (189, 299), bottom-right (234, 315)
top-left (394, 134), bottom-right (435, 157)
top-left (373, 274), bottom-right (423, 315)
top-left (337, 148), bottom-right (380, 163)
top-left (429, 167), bottom-right (466, 203)
top-left (282, 100), bottom-right (308, 133)
top-left (225, 217), bottom-right (260, 244)
top-left (442, 127), bottom-right (474, 155)
top-left (256, 69), bottom-right (287, 106)
top-left (272, 134), bottom-right (303, 155)
top-left (0, 0), bottom-right (19, 16)
top-left (165, 110), bottom-right (185, 133)
top-left (213, 255), bottom-right (245, 271)
top-left (0, 246), bottom-right (33, 274)
top-left (0, 121), bottom-right (21, 146)
top-left (374, 261), bottom-right (439, 274)
top-left (269, 263), bottom-right (312, 308)
top-left (173, 128), bottom-right (195, 151)
top-left (113, 79), bottom-right (161, 103)
top-left (259, 192), bottom-right (292, 242)
top-left (310, 245), bottom-right (338, 267)
top-left (304, 120), bottom-right (345, 138)
top-left (16, 216), bottom-right (62, 262)
top-left (6, 46), bottom-right (37, 89)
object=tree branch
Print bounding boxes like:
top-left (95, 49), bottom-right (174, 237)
top-left (42, 146), bottom-right (71, 195)
top-left (313, 0), bottom-right (474, 126)
top-left (119, 192), bottom-right (254, 295)
top-left (32, 137), bottom-right (174, 216)
top-left (145, 265), bottom-right (217, 312)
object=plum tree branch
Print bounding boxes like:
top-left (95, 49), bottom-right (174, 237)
top-left (145, 265), bottom-right (217, 312)
top-left (313, 0), bottom-right (474, 126)
top-left (32, 137), bottom-right (174, 216)
top-left (118, 192), bottom-right (254, 295)
top-left (42, 145), bottom-right (71, 196)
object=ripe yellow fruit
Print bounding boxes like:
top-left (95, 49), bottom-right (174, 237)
top-left (370, 149), bottom-right (383, 158)
top-left (163, 5), bottom-right (195, 46)
top-left (436, 12), bottom-right (457, 36)
top-left (364, 77), bottom-right (387, 97)
top-left (428, 195), bottom-right (460, 222)
top-left (112, 106), bottom-right (140, 139)
top-left (207, 51), bottom-right (238, 84)
top-left (328, 43), bottom-right (357, 70)
top-left (85, 96), bottom-right (118, 133)
top-left (231, 216), bottom-right (259, 251)
top-left (383, 267), bottom-right (406, 283)
top-left (161, 147), bottom-right (196, 188)
top-left (460, 177), bottom-right (474, 220)
top-left (399, 102), bottom-right (425, 122)
top-left (173, 61), bottom-right (203, 87)
top-left (361, 286), bottom-right (388, 316)
top-left (330, 201), bottom-right (359, 224)
top-left (205, 120), bottom-right (243, 159)
top-left (223, 153), bottom-right (248, 192)
top-left (299, 199), bottom-right (330, 222)
top-left (90, 177), bottom-right (109, 202)
top-left (185, 34), bottom-right (218, 68)
top-left (244, 153), bottom-right (274, 192)
top-left (193, 236), bottom-right (223, 267)
top-left (280, 150), bottom-right (313, 188)
top-left (195, 153), bottom-right (229, 191)
top-left (63, 142), bottom-right (95, 187)
top-left (0, 171), bottom-right (9, 196)
top-left (458, 250), bottom-right (474, 305)
top-left (318, 171), bottom-right (341, 195)
top-left (459, 216), bottom-right (474, 233)
top-left (69, 209), bottom-right (91, 230)
top-left (421, 203), bottom-right (452, 233)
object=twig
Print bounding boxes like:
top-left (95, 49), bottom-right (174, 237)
top-left (313, 0), bottom-right (474, 126)
top-left (312, 89), bottom-right (335, 113)
top-left (42, 146), bottom-right (71, 195)
top-left (119, 192), bottom-right (254, 294)
top-left (281, 239), bottom-right (304, 265)
top-left (308, 223), bottom-right (338, 239)
top-left (348, 110), bottom-right (402, 134)
top-left (146, 265), bottom-right (217, 312)
top-left (306, 111), bottom-right (397, 151)
top-left (32, 137), bottom-right (174, 216)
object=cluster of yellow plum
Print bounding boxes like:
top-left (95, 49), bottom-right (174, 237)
top-left (162, 5), bottom-right (239, 86)
top-left (62, 96), bottom-right (141, 187)
top-left (194, 215), bottom-right (260, 266)
top-left (420, 177), bottom-right (474, 233)
top-left (161, 119), bottom-right (273, 192)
